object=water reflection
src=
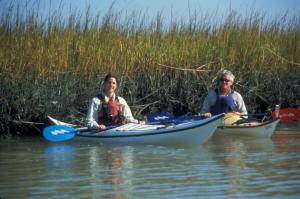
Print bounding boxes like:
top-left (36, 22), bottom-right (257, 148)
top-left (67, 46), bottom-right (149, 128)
top-left (273, 133), bottom-right (300, 153)
top-left (89, 144), bottom-right (134, 199)
top-left (1, 136), bottom-right (300, 198)
top-left (44, 144), bottom-right (75, 168)
top-left (206, 134), bottom-right (276, 196)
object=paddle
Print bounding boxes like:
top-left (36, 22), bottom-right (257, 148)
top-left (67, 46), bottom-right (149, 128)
top-left (43, 125), bottom-right (117, 142)
top-left (43, 125), bottom-right (88, 142)
top-left (147, 112), bottom-right (269, 125)
top-left (147, 112), bottom-right (203, 124)
top-left (226, 108), bottom-right (300, 122)
top-left (271, 108), bottom-right (300, 122)
top-left (147, 108), bottom-right (300, 125)
top-left (146, 112), bottom-right (176, 124)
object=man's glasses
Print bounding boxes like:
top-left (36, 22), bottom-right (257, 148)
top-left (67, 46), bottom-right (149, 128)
top-left (220, 78), bottom-right (231, 83)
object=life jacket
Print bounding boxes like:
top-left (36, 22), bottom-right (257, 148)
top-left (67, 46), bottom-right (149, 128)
top-left (210, 88), bottom-right (235, 115)
top-left (98, 97), bottom-right (125, 126)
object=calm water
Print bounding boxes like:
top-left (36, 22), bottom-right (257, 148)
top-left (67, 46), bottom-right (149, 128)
top-left (1, 132), bottom-right (300, 199)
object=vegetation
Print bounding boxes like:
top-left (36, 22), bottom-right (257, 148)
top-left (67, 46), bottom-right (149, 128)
top-left (1, 2), bottom-right (299, 136)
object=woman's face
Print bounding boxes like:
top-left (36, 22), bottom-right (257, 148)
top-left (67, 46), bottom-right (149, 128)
top-left (219, 74), bottom-right (233, 92)
top-left (104, 77), bottom-right (117, 94)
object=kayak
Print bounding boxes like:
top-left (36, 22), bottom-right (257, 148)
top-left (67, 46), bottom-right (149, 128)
top-left (47, 114), bottom-right (224, 145)
top-left (215, 119), bottom-right (280, 138)
top-left (146, 112), bottom-right (281, 138)
top-left (146, 112), bottom-right (280, 138)
top-left (271, 108), bottom-right (300, 122)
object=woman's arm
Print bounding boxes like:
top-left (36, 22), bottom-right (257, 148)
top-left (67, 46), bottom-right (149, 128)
top-left (86, 97), bottom-right (101, 129)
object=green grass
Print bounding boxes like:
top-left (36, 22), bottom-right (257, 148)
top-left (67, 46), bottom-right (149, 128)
top-left (0, 2), bottom-right (299, 135)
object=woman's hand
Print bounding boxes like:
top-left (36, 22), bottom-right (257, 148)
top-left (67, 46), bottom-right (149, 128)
top-left (98, 124), bottom-right (106, 130)
top-left (138, 120), bottom-right (145, 125)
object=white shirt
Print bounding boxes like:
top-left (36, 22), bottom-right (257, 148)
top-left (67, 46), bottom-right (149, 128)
top-left (86, 94), bottom-right (138, 129)
top-left (200, 90), bottom-right (248, 115)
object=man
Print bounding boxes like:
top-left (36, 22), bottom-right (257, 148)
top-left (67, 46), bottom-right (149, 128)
top-left (200, 70), bottom-right (247, 118)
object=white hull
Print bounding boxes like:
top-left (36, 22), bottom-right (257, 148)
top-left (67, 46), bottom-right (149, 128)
top-left (216, 119), bottom-right (280, 138)
top-left (48, 114), bottom-right (224, 145)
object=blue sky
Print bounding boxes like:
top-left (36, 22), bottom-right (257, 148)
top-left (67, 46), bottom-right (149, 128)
top-left (1, 0), bottom-right (299, 24)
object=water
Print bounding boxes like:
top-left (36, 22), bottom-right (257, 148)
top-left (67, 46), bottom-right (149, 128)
top-left (1, 133), bottom-right (300, 199)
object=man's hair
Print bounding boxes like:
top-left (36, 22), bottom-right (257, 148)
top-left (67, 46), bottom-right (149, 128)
top-left (219, 70), bottom-right (235, 82)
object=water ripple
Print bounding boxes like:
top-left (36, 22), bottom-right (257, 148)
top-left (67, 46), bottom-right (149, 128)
top-left (1, 136), bottom-right (300, 198)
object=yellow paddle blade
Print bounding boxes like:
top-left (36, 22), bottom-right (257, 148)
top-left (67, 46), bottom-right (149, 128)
top-left (222, 112), bottom-right (241, 126)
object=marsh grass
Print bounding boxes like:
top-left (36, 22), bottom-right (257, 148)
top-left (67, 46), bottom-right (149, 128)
top-left (0, 2), bottom-right (299, 135)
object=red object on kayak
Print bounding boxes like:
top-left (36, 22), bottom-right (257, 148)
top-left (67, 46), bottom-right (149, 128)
top-left (271, 108), bottom-right (300, 122)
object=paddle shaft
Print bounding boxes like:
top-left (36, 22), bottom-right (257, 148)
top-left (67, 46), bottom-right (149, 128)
top-left (77, 127), bottom-right (89, 132)
top-left (240, 113), bottom-right (265, 117)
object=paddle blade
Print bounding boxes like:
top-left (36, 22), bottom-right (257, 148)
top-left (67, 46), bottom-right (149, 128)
top-left (147, 112), bottom-right (203, 124)
top-left (271, 108), bottom-right (300, 122)
top-left (175, 115), bottom-right (203, 123)
top-left (147, 112), bottom-right (175, 124)
top-left (43, 125), bottom-right (77, 142)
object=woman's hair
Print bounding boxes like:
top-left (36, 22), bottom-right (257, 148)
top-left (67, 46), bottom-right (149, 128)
top-left (219, 70), bottom-right (235, 82)
top-left (103, 73), bottom-right (118, 84)
top-left (99, 73), bottom-right (118, 97)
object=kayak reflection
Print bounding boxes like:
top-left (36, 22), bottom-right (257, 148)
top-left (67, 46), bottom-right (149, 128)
top-left (206, 134), bottom-right (275, 196)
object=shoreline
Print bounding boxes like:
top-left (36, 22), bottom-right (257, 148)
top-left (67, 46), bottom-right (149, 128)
top-left (1, 6), bottom-right (299, 136)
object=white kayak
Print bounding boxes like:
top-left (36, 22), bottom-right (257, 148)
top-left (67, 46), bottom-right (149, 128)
top-left (216, 119), bottom-right (280, 138)
top-left (48, 114), bottom-right (224, 145)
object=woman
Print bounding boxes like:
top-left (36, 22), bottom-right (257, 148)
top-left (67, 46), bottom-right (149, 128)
top-left (200, 70), bottom-right (247, 118)
top-left (86, 73), bottom-right (144, 130)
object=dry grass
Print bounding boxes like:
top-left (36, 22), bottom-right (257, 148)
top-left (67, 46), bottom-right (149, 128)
top-left (0, 2), bottom-right (299, 135)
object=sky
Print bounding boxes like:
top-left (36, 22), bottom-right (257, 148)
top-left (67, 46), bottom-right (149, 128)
top-left (1, 0), bottom-right (300, 25)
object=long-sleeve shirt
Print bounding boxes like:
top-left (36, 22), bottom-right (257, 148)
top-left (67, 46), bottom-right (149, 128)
top-left (200, 90), bottom-right (247, 115)
top-left (86, 94), bottom-right (138, 129)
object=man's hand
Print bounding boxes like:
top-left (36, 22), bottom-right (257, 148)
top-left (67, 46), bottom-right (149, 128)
top-left (201, 112), bottom-right (212, 118)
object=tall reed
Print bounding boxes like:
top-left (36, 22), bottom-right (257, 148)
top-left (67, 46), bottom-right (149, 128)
top-left (0, 2), bottom-right (299, 136)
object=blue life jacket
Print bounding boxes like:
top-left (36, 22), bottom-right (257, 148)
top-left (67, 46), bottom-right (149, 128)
top-left (210, 89), bottom-right (235, 115)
